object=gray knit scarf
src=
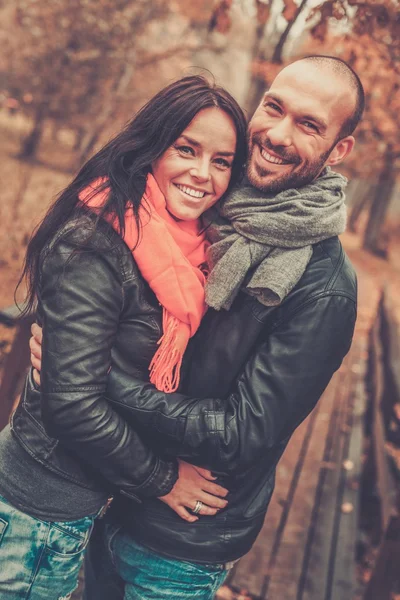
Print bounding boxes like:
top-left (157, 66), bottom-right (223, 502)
top-left (204, 167), bottom-right (348, 310)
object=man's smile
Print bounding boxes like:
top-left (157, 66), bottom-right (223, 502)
top-left (254, 143), bottom-right (295, 169)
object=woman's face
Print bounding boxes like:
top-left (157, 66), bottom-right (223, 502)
top-left (152, 107), bottom-right (237, 221)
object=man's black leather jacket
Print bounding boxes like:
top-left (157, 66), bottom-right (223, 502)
top-left (105, 234), bottom-right (357, 563)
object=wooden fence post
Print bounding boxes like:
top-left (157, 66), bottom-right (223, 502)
top-left (0, 307), bottom-right (34, 431)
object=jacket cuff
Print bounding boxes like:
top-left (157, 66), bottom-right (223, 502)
top-left (120, 458), bottom-right (179, 501)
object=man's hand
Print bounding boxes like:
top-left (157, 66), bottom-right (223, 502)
top-left (30, 323), bottom-right (229, 522)
top-left (30, 323), bottom-right (42, 386)
top-left (159, 459), bottom-right (228, 522)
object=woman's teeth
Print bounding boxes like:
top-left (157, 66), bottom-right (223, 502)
top-left (176, 184), bottom-right (206, 198)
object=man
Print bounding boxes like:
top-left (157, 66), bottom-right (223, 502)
top-left (31, 55), bottom-right (362, 597)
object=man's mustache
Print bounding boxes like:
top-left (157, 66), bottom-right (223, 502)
top-left (250, 134), bottom-right (301, 165)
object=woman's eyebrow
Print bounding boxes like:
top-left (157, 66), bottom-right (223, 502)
top-left (179, 135), bottom-right (235, 156)
top-left (179, 134), bottom-right (200, 147)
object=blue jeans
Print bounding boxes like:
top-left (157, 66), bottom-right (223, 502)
top-left (84, 521), bottom-right (229, 600)
top-left (0, 493), bottom-right (96, 600)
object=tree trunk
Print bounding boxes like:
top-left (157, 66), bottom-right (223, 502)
top-left (76, 56), bottom-right (135, 168)
top-left (348, 179), bottom-right (374, 233)
top-left (271, 0), bottom-right (309, 63)
top-left (363, 153), bottom-right (395, 257)
top-left (19, 105), bottom-right (46, 159)
top-left (245, 0), bottom-right (310, 116)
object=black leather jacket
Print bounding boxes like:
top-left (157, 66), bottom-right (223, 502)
top-left (104, 234), bottom-right (357, 563)
top-left (12, 211), bottom-right (357, 564)
top-left (12, 213), bottom-right (178, 507)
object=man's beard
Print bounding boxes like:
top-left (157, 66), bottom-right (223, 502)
top-left (247, 135), bottom-right (333, 193)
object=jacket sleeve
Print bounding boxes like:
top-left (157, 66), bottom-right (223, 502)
top-left (106, 294), bottom-right (356, 474)
top-left (39, 231), bottom-right (178, 500)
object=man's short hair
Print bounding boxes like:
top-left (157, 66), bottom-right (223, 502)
top-left (296, 55), bottom-right (365, 139)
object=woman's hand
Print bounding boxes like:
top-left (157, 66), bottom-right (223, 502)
top-left (29, 323), bottom-right (43, 386)
top-left (31, 325), bottom-right (228, 521)
top-left (159, 459), bottom-right (228, 522)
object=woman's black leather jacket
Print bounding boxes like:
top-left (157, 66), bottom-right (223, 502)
top-left (11, 213), bottom-right (178, 507)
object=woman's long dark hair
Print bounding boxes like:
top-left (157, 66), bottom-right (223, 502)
top-left (18, 75), bottom-right (247, 314)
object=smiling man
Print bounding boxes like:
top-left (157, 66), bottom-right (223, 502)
top-left (30, 56), bottom-right (364, 600)
top-left (247, 57), bottom-right (360, 193)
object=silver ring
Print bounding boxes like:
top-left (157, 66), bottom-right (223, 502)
top-left (193, 500), bottom-right (203, 515)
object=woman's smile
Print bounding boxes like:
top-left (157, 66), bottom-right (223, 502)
top-left (152, 107), bottom-right (237, 221)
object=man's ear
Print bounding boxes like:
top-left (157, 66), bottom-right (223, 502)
top-left (326, 136), bottom-right (355, 166)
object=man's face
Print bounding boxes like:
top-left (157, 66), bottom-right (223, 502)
top-left (247, 62), bottom-right (355, 193)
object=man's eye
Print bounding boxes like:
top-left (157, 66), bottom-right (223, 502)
top-left (265, 102), bottom-right (282, 113)
top-left (303, 121), bottom-right (318, 132)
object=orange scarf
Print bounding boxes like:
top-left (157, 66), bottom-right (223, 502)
top-left (79, 174), bottom-right (208, 392)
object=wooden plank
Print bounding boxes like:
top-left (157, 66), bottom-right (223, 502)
top-left (0, 315), bottom-right (34, 431)
top-left (262, 364), bottom-right (345, 600)
top-left (362, 295), bottom-right (400, 600)
top-left (382, 286), bottom-right (400, 401)
top-left (363, 516), bottom-right (400, 600)
top-left (329, 341), bottom-right (368, 600)
top-left (370, 302), bottom-right (396, 532)
top-left (299, 347), bottom-right (358, 600)
top-left (227, 413), bottom-right (311, 597)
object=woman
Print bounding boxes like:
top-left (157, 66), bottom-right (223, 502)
top-left (0, 75), bottom-right (247, 599)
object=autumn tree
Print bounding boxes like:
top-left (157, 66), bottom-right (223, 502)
top-left (303, 0), bottom-right (400, 256)
top-left (214, 0), bottom-right (400, 256)
top-left (1, 0), bottom-right (170, 160)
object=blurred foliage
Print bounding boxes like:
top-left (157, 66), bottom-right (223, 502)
top-left (0, 0), bottom-right (399, 255)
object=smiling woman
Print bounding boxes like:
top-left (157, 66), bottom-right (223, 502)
top-left (0, 75), bottom-right (247, 600)
top-left (152, 107), bottom-right (237, 222)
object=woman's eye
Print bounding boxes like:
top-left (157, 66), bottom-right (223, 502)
top-left (176, 145), bottom-right (195, 156)
top-left (214, 158), bottom-right (232, 169)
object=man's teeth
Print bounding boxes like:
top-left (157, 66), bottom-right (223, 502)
top-left (176, 185), bottom-right (206, 198)
top-left (260, 148), bottom-right (285, 165)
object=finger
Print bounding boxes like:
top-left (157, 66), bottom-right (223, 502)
top-left (201, 480), bottom-right (229, 497)
top-left (33, 368), bottom-right (41, 387)
top-left (176, 506), bottom-right (198, 523)
top-left (31, 353), bottom-right (41, 372)
top-left (29, 336), bottom-right (42, 360)
top-left (193, 466), bottom-right (217, 480)
top-left (198, 504), bottom-right (218, 517)
top-left (198, 492), bottom-right (228, 509)
top-left (31, 322), bottom-right (43, 343)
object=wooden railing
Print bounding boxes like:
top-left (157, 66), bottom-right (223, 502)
top-left (364, 289), bottom-right (400, 600)
top-left (0, 305), bottom-right (34, 430)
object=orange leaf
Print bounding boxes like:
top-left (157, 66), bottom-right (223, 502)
top-left (256, 0), bottom-right (271, 25)
top-left (282, 0), bottom-right (298, 22)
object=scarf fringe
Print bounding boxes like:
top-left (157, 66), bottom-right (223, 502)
top-left (149, 308), bottom-right (188, 393)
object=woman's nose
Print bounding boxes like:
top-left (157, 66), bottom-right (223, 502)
top-left (190, 159), bottom-right (211, 182)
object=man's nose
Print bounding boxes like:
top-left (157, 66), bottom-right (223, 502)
top-left (190, 159), bottom-right (211, 182)
top-left (267, 118), bottom-right (292, 148)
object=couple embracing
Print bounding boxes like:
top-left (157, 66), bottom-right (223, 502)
top-left (0, 54), bottom-right (362, 600)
